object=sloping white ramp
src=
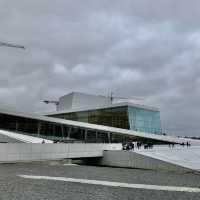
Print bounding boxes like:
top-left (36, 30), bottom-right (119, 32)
top-left (0, 130), bottom-right (53, 143)
top-left (98, 147), bottom-right (200, 172)
top-left (137, 146), bottom-right (200, 171)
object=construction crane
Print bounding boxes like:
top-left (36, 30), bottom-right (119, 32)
top-left (0, 41), bottom-right (25, 49)
top-left (43, 100), bottom-right (59, 111)
top-left (109, 92), bottom-right (144, 104)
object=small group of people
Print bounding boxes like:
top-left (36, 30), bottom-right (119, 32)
top-left (168, 143), bottom-right (175, 148)
top-left (122, 142), bottom-right (135, 150)
top-left (122, 141), bottom-right (192, 151)
top-left (136, 142), bottom-right (142, 149)
top-left (122, 141), bottom-right (154, 151)
top-left (169, 141), bottom-right (191, 148)
top-left (180, 141), bottom-right (191, 147)
top-left (143, 143), bottom-right (154, 149)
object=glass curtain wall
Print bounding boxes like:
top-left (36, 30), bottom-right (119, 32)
top-left (51, 106), bottom-right (162, 134)
top-left (0, 113), bottom-right (115, 143)
top-left (128, 106), bottom-right (161, 134)
top-left (51, 106), bottom-right (129, 130)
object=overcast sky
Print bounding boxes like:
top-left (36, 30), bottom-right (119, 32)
top-left (0, 0), bottom-right (200, 136)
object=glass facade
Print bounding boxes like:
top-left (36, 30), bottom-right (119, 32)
top-left (51, 106), bottom-right (129, 130)
top-left (0, 113), bottom-right (135, 143)
top-left (128, 106), bottom-right (161, 134)
top-left (50, 106), bottom-right (161, 134)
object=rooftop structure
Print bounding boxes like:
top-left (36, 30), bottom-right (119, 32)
top-left (46, 92), bottom-right (161, 135)
top-left (1, 91), bottom-right (199, 146)
top-left (57, 92), bottom-right (112, 111)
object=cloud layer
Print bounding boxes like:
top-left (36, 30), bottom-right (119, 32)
top-left (0, 0), bottom-right (200, 136)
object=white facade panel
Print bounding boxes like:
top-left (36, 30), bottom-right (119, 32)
top-left (57, 92), bottom-right (111, 111)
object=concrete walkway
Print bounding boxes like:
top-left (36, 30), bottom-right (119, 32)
top-left (135, 145), bottom-right (200, 171)
top-left (0, 130), bottom-right (53, 143)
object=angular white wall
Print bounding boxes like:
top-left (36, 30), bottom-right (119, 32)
top-left (98, 150), bottom-right (192, 172)
top-left (0, 143), bottom-right (121, 163)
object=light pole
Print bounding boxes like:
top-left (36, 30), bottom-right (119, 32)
top-left (0, 41), bottom-right (25, 49)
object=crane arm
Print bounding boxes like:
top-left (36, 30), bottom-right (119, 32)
top-left (43, 100), bottom-right (59, 106)
top-left (113, 96), bottom-right (144, 100)
top-left (0, 41), bottom-right (25, 49)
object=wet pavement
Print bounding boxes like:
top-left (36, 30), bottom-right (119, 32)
top-left (0, 162), bottom-right (200, 200)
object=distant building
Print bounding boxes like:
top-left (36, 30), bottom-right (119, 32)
top-left (47, 92), bottom-right (162, 135)
top-left (0, 92), bottom-right (167, 144)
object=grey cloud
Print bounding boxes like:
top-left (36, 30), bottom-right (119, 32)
top-left (0, 0), bottom-right (200, 135)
